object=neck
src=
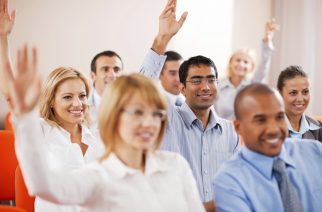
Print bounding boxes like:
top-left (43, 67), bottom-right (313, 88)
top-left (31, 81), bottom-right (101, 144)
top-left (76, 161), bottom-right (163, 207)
top-left (192, 108), bottom-right (211, 129)
top-left (59, 122), bottom-right (81, 140)
top-left (114, 144), bottom-right (146, 172)
top-left (229, 75), bottom-right (243, 88)
top-left (95, 86), bottom-right (104, 97)
top-left (287, 113), bottom-right (302, 132)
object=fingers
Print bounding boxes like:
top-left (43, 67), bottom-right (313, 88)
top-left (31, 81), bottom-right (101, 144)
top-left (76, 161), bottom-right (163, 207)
top-left (11, 9), bottom-right (16, 22)
top-left (178, 11), bottom-right (188, 27)
top-left (161, 0), bottom-right (175, 17)
top-left (32, 47), bottom-right (38, 74)
top-left (0, 0), bottom-right (4, 13)
top-left (4, 0), bottom-right (7, 13)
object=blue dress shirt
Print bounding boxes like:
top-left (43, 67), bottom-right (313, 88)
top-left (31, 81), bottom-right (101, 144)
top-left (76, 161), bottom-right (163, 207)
top-left (140, 49), bottom-right (240, 202)
top-left (213, 138), bottom-right (322, 211)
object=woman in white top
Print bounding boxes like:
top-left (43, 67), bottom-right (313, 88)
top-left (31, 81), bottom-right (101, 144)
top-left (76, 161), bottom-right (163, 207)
top-left (215, 20), bottom-right (279, 120)
top-left (3, 43), bottom-right (205, 212)
top-left (0, 2), bottom-right (103, 211)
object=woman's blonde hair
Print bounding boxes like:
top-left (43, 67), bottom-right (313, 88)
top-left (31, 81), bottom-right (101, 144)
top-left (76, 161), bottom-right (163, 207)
top-left (227, 48), bottom-right (256, 78)
top-left (39, 67), bottom-right (91, 127)
top-left (98, 73), bottom-right (168, 159)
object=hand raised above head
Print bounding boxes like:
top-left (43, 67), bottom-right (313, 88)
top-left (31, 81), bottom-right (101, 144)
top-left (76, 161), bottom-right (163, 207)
top-left (263, 19), bottom-right (280, 43)
top-left (0, 0), bottom-right (16, 36)
top-left (3, 45), bottom-right (41, 116)
top-left (152, 0), bottom-right (188, 54)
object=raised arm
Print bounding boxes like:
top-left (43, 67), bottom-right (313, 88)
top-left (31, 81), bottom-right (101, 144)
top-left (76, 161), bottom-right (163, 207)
top-left (3, 46), bottom-right (100, 205)
top-left (140, 0), bottom-right (187, 78)
top-left (251, 19), bottom-right (279, 83)
top-left (0, 0), bottom-right (15, 100)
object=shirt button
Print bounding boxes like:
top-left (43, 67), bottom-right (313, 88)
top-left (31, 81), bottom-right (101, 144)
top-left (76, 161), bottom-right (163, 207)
top-left (206, 190), bottom-right (209, 194)
top-left (203, 151), bottom-right (207, 155)
top-left (204, 170), bottom-right (208, 175)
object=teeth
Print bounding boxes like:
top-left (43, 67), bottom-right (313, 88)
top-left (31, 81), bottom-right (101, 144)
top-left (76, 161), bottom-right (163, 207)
top-left (265, 138), bottom-right (280, 144)
top-left (70, 110), bottom-right (82, 114)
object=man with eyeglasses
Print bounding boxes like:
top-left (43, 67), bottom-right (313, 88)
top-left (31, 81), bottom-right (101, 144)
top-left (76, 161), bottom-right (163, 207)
top-left (140, 0), bottom-right (240, 211)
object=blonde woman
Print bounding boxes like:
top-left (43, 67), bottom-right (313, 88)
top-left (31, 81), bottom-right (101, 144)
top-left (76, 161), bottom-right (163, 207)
top-left (4, 45), bottom-right (205, 212)
top-left (215, 20), bottom-right (279, 120)
top-left (0, 2), bottom-right (103, 211)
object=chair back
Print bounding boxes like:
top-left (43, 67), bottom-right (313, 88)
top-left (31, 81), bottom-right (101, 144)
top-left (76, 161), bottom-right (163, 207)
top-left (0, 205), bottom-right (26, 212)
top-left (0, 130), bottom-right (17, 201)
top-left (15, 165), bottom-right (35, 212)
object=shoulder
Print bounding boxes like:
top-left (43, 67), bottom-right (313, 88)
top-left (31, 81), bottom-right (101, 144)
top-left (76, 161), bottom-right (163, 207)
top-left (305, 115), bottom-right (322, 127)
top-left (284, 138), bottom-right (322, 155)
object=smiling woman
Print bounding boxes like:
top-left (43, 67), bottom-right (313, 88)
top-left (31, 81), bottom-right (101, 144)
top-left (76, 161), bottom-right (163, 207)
top-left (277, 65), bottom-right (322, 142)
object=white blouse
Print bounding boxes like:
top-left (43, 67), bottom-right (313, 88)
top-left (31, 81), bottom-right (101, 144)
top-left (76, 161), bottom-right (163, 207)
top-left (15, 111), bottom-right (205, 212)
top-left (16, 113), bottom-right (104, 212)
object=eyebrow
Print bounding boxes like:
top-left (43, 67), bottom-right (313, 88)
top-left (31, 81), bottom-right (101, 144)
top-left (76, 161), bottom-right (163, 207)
top-left (190, 75), bottom-right (215, 79)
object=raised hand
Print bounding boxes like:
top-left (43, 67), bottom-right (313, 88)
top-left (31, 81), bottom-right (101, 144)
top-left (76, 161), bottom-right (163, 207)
top-left (263, 19), bottom-right (280, 43)
top-left (152, 0), bottom-right (188, 54)
top-left (3, 45), bottom-right (41, 116)
top-left (0, 0), bottom-right (16, 36)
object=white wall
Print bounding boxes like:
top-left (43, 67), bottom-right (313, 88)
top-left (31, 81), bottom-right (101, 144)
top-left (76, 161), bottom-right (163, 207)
top-left (270, 0), bottom-right (322, 116)
top-left (0, 0), bottom-right (272, 127)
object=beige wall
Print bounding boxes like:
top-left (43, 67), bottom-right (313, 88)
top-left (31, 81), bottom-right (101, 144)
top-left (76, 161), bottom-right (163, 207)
top-left (0, 0), bottom-right (272, 127)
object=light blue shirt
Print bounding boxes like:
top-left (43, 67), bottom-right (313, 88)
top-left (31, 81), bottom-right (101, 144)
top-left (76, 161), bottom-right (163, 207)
top-left (213, 138), bottom-right (322, 212)
top-left (140, 49), bottom-right (240, 202)
top-left (286, 114), bottom-right (320, 138)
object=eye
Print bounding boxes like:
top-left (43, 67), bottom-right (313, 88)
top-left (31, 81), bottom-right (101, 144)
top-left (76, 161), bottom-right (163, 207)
top-left (254, 117), bottom-right (266, 124)
top-left (191, 79), bottom-right (202, 85)
top-left (276, 113), bottom-right (285, 121)
top-left (303, 89), bottom-right (309, 95)
top-left (207, 77), bottom-right (217, 84)
top-left (289, 91), bottom-right (297, 96)
top-left (79, 94), bottom-right (87, 100)
top-left (63, 96), bottom-right (72, 100)
top-left (132, 109), bottom-right (144, 116)
top-left (114, 67), bottom-right (121, 73)
top-left (152, 110), bottom-right (166, 120)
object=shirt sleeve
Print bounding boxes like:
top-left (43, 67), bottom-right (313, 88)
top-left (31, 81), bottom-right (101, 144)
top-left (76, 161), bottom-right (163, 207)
top-left (177, 155), bottom-right (205, 212)
top-left (139, 48), bottom-right (167, 79)
top-left (212, 172), bottom-right (252, 212)
top-left (250, 40), bottom-right (274, 83)
top-left (14, 110), bottom-right (101, 205)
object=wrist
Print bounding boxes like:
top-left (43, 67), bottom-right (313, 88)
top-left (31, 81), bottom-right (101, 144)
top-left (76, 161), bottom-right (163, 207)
top-left (151, 33), bottom-right (172, 55)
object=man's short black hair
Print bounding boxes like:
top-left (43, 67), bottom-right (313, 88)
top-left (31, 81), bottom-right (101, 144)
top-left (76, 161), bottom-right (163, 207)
top-left (179, 55), bottom-right (218, 86)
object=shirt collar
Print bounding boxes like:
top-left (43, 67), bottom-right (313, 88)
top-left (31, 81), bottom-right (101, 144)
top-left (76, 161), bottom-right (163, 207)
top-left (286, 114), bottom-right (320, 135)
top-left (240, 144), bottom-right (296, 180)
top-left (178, 102), bottom-right (222, 132)
top-left (102, 152), bottom-right (172, 180)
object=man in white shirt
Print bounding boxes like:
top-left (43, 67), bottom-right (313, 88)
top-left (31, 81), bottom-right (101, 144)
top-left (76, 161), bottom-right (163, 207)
top-left (159, 51), bottom-right (185, 106)
top-left (88, 51), bottom-right (123, 128)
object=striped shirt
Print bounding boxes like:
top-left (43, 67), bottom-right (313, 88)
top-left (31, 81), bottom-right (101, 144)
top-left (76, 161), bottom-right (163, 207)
top-left (161, 102), bottom-right (240, 201)
top-left (140, 49), bottom-right (240, 202)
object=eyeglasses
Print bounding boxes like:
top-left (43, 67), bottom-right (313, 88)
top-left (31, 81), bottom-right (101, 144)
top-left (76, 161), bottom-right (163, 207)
top-left (121, 108), bottom-right (167, 122)
top-left (186, 76), bottom-right (217, 85)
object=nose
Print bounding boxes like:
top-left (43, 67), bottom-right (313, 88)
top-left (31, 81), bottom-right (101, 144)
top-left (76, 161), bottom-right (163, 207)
top-left (72, 97), bottom-right (82, 106)
top-left (200, 79), bottom-right (210, 91)
top-left (266, 119), bottom-right (281, 136)
top-left (106, 69), bottom-right (117, 79)
top-left (295, 93), bottom-right (305, 102)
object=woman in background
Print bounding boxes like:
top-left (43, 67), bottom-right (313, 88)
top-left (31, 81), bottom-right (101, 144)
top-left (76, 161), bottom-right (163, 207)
top-left (277, 65), bottom-right (322, 142)
top-left (215, 20), bottom-right (279, 120)
top-left (3, 43), bottom-right (204, 211)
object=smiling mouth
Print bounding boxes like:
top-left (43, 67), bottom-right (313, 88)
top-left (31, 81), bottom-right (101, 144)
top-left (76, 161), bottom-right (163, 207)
top-left (69, 110), bottom-right (83, 115)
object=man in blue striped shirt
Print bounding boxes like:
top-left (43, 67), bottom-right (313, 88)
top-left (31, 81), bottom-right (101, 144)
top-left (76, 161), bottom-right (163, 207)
top-left (140, 0), bottom-right (240, 209)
